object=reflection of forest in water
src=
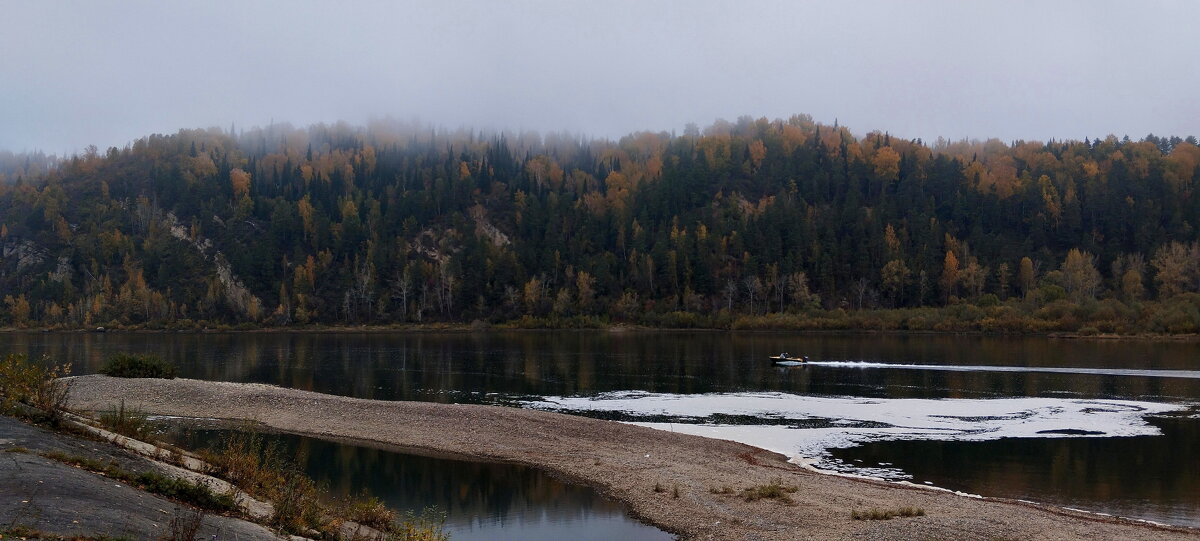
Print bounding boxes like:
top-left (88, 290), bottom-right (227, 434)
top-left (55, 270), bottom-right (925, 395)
top-left (834, 415), bottom-right (1200, 528)
top-left (6, 331), bottom-right (1200, 401)
top-left (173, 429), bottom-right (666, 537)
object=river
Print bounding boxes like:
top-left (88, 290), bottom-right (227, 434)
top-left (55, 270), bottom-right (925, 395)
top-left (4, 331), bottom-right (1197, 528)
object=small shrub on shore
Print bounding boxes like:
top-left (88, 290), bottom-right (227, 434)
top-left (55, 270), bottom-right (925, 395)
top-left (851, 506), bottom-right (925, 520)
top-left (0, 353), bottom-right (38, 412)
top-left (100, 354), bottom-right (177, 379)
top-left (742, 479), bottom-right (799, 504)
top-left (0, 353), bottom-right (72, 424)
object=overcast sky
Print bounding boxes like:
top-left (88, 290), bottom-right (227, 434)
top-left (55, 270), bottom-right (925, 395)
top-left (2, 1), bottom-right (1197, 154)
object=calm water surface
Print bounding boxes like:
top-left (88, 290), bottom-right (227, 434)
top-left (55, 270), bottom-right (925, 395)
top-left (3, 331), bottom-right (1198, 527)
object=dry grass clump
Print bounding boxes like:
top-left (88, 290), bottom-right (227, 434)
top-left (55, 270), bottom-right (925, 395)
top-left (340, 493), bottom-right (397, 531)
top-left (200, 431), bottom-right (284, 496)
top-left (741, 478), bottom-right (799, 504)
top-left (198, 431), bottom-right (321, 532)
top-left (649, 481), bottom-right (682, 498)
top-left (851, 506), bottom-right (926, 520)
top-left (165, 506), bottom-right (205, 541)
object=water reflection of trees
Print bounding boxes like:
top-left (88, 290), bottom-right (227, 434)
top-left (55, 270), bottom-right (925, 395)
top-left (4, 331), bottom-right (1199, 401)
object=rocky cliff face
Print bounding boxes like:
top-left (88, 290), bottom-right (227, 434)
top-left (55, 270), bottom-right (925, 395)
top-left (163, 212), bottom-right (263, 318)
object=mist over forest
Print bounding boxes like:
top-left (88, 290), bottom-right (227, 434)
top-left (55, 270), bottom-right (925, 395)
top-left (2, 116), bottom-right (1200, 333)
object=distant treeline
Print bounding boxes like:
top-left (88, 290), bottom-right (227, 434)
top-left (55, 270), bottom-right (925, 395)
top-left (2, 116), bottom-right (1200, 334)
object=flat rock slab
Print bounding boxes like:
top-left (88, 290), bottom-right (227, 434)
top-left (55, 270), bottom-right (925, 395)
top-left (66, 375), bottom-right (1200, 541)
top-left (0, 415), bottom-right (277, 540)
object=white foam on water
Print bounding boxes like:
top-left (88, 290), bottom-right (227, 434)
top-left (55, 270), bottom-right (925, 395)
top-left (525, 391), bottom-right (1191, 473)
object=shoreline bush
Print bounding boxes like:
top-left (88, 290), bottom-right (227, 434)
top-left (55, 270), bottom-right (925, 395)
top-left (100, 354), bottom-right (177, 379)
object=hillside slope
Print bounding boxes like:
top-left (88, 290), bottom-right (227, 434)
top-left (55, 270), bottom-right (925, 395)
top-left (2, 117), bottom-right (1199, 331)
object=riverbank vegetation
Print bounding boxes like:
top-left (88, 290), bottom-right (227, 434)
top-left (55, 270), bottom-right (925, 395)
top-left (2, 117), bottom-right (1199, 334)
top-left (99, 353), bottom-right (177, 378)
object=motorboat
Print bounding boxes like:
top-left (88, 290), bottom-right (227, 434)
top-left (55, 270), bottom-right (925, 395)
top-left (770, 353), bottom-right (808, 364)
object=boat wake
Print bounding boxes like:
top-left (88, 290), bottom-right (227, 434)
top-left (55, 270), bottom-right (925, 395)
top-left (804, 360), bottom-right (1200, 379)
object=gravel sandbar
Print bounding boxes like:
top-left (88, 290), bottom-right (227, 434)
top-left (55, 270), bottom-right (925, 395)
top-left (65, 375), bottom-right (1199, 541)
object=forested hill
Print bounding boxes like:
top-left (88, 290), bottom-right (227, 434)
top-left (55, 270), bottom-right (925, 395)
top-left (3, 116), bottom-right (1200, 332)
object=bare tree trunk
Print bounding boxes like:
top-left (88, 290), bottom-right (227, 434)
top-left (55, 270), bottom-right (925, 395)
top-left (855, 277), bottom-right (869, 310)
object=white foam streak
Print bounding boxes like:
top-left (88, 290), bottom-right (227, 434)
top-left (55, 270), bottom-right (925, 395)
top-left (527, 391), bottom-right (1190, 471)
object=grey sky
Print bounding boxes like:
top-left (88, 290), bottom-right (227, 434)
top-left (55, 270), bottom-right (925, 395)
top-left (2, 1), bottom-right (1197, 154)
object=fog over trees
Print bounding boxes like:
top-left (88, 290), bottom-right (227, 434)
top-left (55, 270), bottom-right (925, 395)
top-left (2, 117), bottom-right (1200, 333)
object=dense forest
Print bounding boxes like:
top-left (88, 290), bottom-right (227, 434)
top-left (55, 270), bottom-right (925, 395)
top-left (3, 116), bottom-right (1200, 333)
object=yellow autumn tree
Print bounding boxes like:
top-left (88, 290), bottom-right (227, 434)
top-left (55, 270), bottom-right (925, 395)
top-left (230, 168), bottom-right (251, 199)
top-left (940, 251), bottom-right (960, 301)
top-left (872, 146), bottom-right (901, 181)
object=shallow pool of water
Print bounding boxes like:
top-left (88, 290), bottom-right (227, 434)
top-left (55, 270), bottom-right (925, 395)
top-left (168, 428), bottom-right (674, 541)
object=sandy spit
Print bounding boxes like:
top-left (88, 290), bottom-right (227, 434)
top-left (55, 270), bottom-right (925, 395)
top-left (65, 375), bottom-right (1198, 541)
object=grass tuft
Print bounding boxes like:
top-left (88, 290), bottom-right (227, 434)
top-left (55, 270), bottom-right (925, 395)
top-left (98, 399), bottom-right (153, 439)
